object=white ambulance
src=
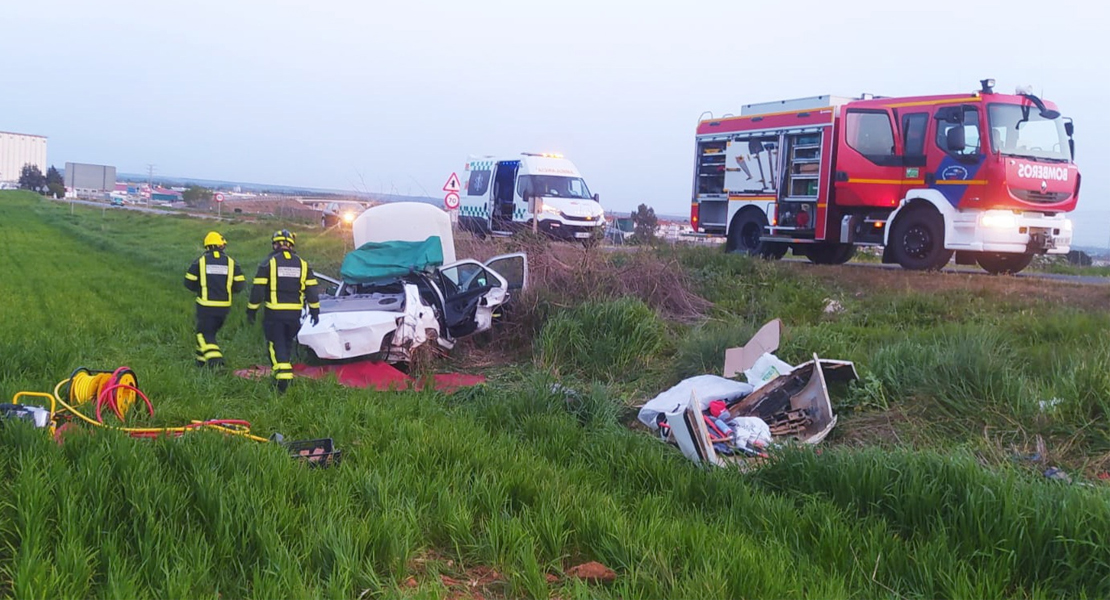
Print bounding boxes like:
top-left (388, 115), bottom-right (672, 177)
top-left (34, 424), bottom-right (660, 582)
top-left (459, 153), bottom-right (606, 240)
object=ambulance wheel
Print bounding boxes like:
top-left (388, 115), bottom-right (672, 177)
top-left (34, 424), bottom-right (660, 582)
top-left (976, 252), bottom-right (1034, 275)
top-left (804, 243), bottom-right (856, 265)
top-left (727, 211), bottom-right (784, 259)
top-left (889, 208), bottom-right (953, 270)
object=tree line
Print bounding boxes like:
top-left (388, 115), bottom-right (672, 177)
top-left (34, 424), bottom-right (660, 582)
top-left (18, 163), bottom-right (65, 197)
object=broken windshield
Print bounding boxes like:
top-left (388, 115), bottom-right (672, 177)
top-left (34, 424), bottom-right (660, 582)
top-left (517, 175), bottom-right (594, 200)
top-left (987, 103), bottom-right (1071, 161)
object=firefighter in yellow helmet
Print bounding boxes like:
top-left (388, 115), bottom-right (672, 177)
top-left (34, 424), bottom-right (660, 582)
top-left (184, 231), bottom-right (246, 367)
top-left (246, 230), bottom-right (320, 392)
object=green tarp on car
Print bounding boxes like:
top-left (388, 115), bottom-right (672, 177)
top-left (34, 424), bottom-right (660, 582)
top-left (339, 237), bottom-right (445, 284)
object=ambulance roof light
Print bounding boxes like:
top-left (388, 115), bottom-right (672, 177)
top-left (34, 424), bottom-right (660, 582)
top-left (980, 78), bottom-right (996, 94)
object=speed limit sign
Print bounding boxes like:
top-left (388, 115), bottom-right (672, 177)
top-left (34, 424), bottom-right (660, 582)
top-left (214, 192), bottom-right (225, 203)
top-left (444, 192), bottom-right (460, 210)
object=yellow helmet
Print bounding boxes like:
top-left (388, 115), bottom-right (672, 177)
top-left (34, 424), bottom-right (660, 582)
top-left (271, 229), bottom-right (296, 248)
top-left (203, 231), bottom-right (227, 248)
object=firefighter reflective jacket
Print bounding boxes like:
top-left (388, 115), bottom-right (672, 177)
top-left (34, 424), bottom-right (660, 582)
top-left (184, 250), bottom-right (246, 308)
top-left (247, 250), bottom-right (321, 316)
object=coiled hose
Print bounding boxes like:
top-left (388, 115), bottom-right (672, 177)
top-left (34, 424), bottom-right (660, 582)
top-left (64, 366), bottom-right (154, 423)
top-left (50, 366), bottom-right (268, 442)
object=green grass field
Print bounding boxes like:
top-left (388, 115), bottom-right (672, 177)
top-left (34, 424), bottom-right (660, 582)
top-left (3, 190), bottom-right (1110, 599)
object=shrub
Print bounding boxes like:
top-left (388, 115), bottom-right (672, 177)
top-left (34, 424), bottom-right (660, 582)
top-left (870, 325), bottom-right (1034, 421)
top-left (536, 298), bottom-right (666, 381)
top-left (673, 320), bottom-right (756, 379)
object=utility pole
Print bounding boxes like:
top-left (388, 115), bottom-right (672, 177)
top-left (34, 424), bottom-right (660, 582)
top-left (146, 164), bottom-right (156, 203)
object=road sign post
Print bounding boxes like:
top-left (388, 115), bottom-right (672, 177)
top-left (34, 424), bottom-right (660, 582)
top-left (443, 173), bottom-right (462, 226)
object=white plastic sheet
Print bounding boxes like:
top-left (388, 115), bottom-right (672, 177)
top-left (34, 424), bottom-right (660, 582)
top-left (743, 352), bottom-right (793, 390)
top-left (637, 375), bottom-right (753, 430)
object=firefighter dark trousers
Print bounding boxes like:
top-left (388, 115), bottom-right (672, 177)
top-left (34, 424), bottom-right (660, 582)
top-left (195, 306), bottom-right (229, 366)
top-left (263, 316), bottom-right (300, 389)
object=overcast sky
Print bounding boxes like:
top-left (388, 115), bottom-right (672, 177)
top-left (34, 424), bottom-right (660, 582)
top-left (3, 0), bottom-right (1107, 244)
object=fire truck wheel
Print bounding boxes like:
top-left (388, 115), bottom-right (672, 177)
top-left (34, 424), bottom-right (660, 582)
top-left (975, 252), bottom-right (1034, 275)
top-left (804, 243), bottom-right (857, 265)
top-left (727, 211), bottom-right (783, 259)
top-left (889, 209), bottom-right (953, 270)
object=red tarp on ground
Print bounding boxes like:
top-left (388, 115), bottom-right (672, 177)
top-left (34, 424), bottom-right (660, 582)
top-left (234, 361), bottom-right (485, 392)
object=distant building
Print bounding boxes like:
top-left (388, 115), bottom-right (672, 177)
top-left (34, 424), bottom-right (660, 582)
top-left (149, 187), bottom-right (183, 202)
top-left (65, 162), bottom-right (117, 198)
top-left (0, 131), bottom-right (48, 184)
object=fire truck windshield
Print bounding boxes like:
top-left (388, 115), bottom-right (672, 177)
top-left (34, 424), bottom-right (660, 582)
top-left (987, 103), bottom-right (1071, 162)
top-left (517, 175), bottom-right (594, 200)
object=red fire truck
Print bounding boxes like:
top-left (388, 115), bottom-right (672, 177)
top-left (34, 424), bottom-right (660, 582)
top-left (690, 80), bottom-right (1078, 273)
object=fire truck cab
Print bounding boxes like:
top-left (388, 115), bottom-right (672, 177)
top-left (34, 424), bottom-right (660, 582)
top-left (691, 80), bottom-right (1079, 274)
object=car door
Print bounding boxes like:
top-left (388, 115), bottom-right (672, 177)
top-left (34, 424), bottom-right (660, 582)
top-left (436, 260), bottom-right (508, 338)
top-left (484, 253), bottom-right (528, 292)
top-left (313, 273), bottom-right (343, 297)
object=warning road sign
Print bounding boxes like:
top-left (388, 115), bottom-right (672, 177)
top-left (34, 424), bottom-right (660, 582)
top-left (444, 192), bottom-right (460, 210)
top-left (443, 172), bottom-right (461, 193)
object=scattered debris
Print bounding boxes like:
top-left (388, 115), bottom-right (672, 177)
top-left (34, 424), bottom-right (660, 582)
top-left (545, 573), bottom-right (560, 584)
top-left (744, 353), bottom-right (794, 390)
top-left (566, 561), bottom-right (616, 584)
top-left (1038, 397), bottom-right (1063, 412)
top-left (823, 298), bottom-right (845, 314)
top-left (1044, 467), bottom-right (1072, 483)
top-left (639, 320), bottom-right (858, 466)
top-left (285, 438), bottom-right (342, 468)
top-left (403, 576), bottom-right (418, 588)
top-left (637, 375), bottom-right (753, 432)
top-left (732, 356), bottom-right (857, 444)
top-left (723, 319), bottom-right (781, 379)
top-left (1012, 452), bottom-right (1043, 463)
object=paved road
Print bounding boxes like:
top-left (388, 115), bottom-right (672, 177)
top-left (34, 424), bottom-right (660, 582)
top-left (782, 257), bottom-right (1110, 286)
top-left (58, 198), bottom-right (1110, 286)
top-left (55, 198), bottom-right (223, 220)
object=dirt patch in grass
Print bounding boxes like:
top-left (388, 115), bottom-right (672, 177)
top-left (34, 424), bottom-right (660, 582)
top-left (791, 263), bottom-right (1110, 312)
top-left (834, 405), bottom-right (918, 448)
top-left (404, 551), bottom-right (510, 599)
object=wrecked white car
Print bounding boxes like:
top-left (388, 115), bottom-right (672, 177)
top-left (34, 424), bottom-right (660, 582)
top-left (297, 202), bottom-right (527, 363)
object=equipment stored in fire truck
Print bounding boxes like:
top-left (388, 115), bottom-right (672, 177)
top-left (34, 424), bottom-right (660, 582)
top-left (459, 153), bottom-right (606, 241)
top-left (690, 79), bottom-right (1079, 274)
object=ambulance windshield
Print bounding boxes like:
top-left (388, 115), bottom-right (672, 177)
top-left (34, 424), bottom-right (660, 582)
top-left (987, 103), bottom-right (1071, 162)
top-left (517, 175), bottom-right (594, 200)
